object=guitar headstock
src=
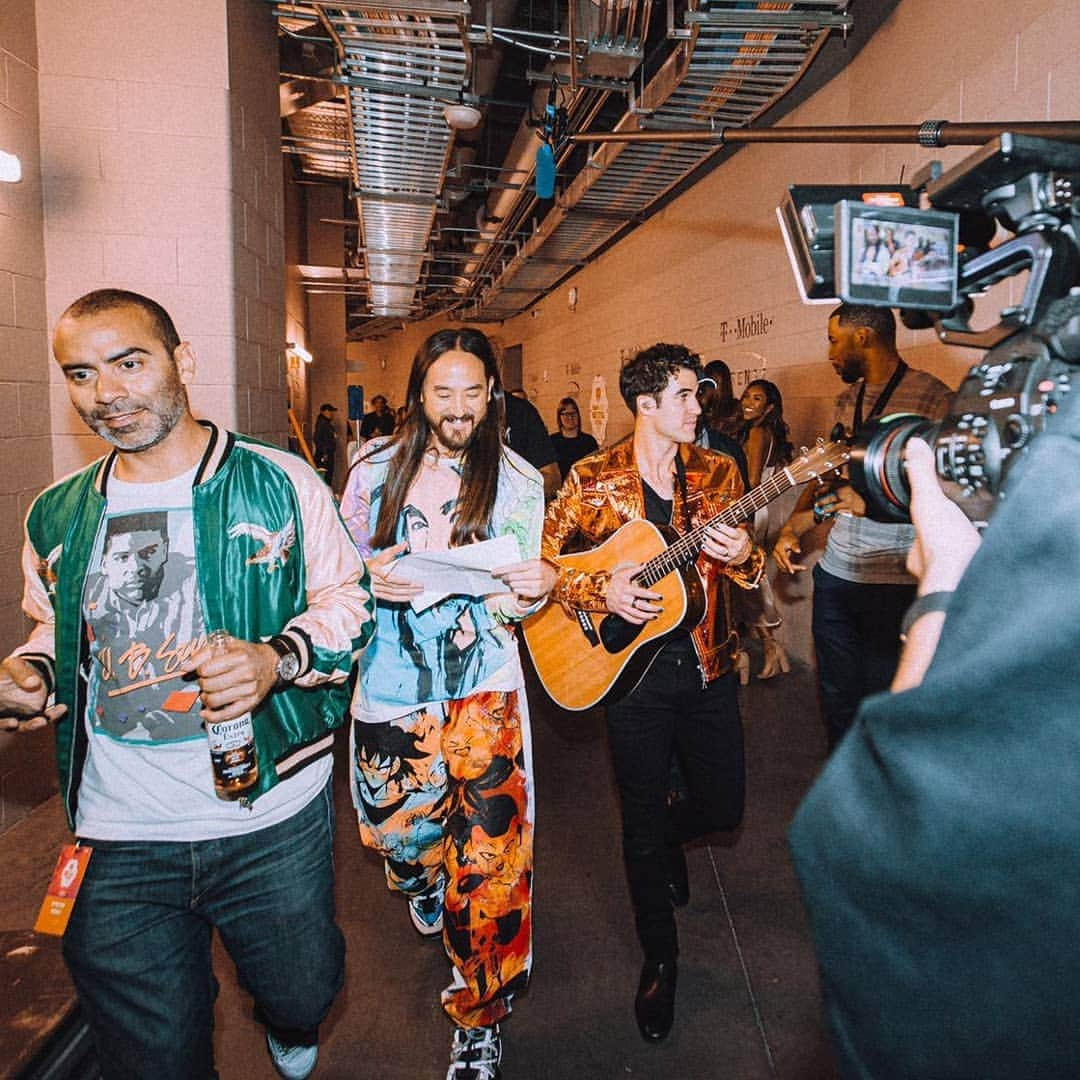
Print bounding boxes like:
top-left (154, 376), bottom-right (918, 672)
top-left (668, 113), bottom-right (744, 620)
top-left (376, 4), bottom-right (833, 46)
top-left (787, 438), bottom-right (851, 484)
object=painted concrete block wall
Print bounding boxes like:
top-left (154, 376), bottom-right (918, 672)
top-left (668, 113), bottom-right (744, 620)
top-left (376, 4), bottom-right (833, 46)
top-left (0, 0), bottom-right (57, 830)
top-left (36, 0), bottom-right (286, 480)
top-left (226, 0), bottom-right (288, 447)
top-left (0, 0), bottom-right (48, 664)
top-left (366, 0), bottom-right (1080, 666)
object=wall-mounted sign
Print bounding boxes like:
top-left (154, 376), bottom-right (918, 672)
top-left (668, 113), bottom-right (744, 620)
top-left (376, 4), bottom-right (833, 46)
top-left (729, 351), bottom-right (769, 391)
top-left (717, 309), bottom-right (774, 344)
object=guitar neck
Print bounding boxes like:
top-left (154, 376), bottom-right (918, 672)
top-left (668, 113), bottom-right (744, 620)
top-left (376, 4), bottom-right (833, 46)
top-left (636, 467), bottom-right (794, 587)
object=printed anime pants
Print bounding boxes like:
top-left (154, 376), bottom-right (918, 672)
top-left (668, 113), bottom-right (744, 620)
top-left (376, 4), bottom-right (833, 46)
top-left (352, 688), bottom-right (533, 1028)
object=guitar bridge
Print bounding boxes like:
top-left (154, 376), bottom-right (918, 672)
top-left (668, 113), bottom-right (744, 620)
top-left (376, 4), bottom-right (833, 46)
top-left (576, 610), bottom-right (600, 647)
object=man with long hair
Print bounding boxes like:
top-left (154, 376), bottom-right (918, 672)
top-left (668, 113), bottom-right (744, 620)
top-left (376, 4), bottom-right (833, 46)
top-left (341, 328), bottom-right (556, 1080)
top-left (542, 343), bottom-right (764, 1043)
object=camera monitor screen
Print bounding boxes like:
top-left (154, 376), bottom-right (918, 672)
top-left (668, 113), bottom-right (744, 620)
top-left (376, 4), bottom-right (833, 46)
top-left (836, 202), bottom-right (959, 311)
top-left (777, 185), bottom-right (916, 303)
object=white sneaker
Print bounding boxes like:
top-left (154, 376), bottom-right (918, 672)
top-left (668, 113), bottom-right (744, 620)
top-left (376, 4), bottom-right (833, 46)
top-left (266, 1030), bottom-right (318, 1080)
top-left (408, 888), bottom-right (444, 937)
top-left (446, 1024), bottom-right (501, 1080)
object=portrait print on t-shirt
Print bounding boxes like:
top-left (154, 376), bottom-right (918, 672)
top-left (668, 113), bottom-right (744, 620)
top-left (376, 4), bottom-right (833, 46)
top-left (83, 506), bottom-right (206, 743)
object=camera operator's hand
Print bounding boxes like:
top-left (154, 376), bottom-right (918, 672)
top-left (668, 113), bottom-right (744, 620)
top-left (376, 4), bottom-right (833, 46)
top-left (904, 437), bottom-right (981, 594)
top-left (891, 438), bottom-right (982, 693)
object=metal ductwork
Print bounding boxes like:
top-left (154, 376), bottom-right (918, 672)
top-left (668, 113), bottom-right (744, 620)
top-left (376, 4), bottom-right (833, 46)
top-left (270, 2), bottom-right (858, 337)
top-left (461, 0), bottom-right (854, 322)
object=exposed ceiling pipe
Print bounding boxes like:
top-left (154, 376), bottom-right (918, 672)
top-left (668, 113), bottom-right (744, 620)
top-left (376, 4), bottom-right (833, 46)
top-left (453, 67), bottom-right (568, 294)
top-left (569, 120), bottom-right (1080, 147)
top-left (455, 0), bottom-right (638, 296)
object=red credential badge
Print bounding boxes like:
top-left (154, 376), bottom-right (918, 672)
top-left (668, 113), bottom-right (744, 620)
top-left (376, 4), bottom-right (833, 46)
top-left (34, 844), bottom-right (93, 936)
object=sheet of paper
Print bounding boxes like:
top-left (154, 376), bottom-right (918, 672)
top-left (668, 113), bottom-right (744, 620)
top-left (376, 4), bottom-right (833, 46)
top-left (391, 534), bottom-right (522, 613)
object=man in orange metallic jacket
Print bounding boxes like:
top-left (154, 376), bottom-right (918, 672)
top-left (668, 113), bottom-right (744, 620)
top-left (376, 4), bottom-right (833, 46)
top-left (541, 343), bottom-right (763, 1043)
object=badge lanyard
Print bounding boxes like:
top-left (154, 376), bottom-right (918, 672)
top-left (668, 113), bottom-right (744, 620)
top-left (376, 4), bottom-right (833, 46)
top-left (852, 359), bottom-right (908, 433)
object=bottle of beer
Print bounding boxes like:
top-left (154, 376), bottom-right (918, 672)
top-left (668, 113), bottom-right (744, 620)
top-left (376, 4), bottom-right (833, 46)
top-left (205, 629), bottom-right (259, 801)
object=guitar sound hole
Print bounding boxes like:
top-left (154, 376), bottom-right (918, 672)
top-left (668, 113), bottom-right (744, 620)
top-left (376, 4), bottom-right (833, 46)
top-left (598, 613), bottom-right (645, 654)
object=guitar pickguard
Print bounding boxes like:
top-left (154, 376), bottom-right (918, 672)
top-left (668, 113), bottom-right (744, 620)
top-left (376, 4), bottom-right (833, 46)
top-left (598, 613), bottom-right (644, 654)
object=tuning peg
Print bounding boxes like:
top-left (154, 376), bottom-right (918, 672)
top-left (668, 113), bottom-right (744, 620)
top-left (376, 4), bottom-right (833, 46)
top-left (799, 445), bottom-right (809, 455)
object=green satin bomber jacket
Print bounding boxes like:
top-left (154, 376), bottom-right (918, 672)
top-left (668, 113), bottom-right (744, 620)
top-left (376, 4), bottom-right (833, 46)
top-left (15, 423), bottom-right (374, 828)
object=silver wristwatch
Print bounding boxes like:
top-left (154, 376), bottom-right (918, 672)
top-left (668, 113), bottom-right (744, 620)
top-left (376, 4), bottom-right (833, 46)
top-left (269, 636), bottom-right (301, 685)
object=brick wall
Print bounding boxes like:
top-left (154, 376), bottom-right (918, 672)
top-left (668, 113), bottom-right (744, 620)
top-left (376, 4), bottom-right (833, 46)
top-left (0, 0), bottom-right (54, 827)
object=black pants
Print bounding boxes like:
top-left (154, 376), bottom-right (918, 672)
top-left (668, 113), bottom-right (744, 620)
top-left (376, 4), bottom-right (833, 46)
top-left (811, 564), bottom-right (915, 752)
top-left (605, 636), bottom-right (744, 961)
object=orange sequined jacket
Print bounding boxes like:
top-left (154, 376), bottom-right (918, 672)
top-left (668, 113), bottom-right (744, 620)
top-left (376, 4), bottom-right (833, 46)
top-left (541, 436), bottom-right (764, 683)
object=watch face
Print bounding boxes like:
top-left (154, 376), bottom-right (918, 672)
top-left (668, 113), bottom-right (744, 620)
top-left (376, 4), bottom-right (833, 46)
top-left (277, 653), bottom-right (301, 683)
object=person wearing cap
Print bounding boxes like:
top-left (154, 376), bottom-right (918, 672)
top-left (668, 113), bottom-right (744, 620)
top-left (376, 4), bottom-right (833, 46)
top-left (313, 402), bottom-right (339, 486)
top-left (360, 394), bottom-right (395, 441)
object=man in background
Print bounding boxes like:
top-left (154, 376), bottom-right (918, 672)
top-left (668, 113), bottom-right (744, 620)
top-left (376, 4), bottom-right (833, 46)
top-left (360, 393), bottom-right (395, 440)
top-left (772, 304), bottom-right (951, 750)
top-left (504, 390), bottom-right (560, 499)
top-left (313, 401), bottom-right (338, 485)
top-left (0, 289), bottom-right (373, 1080)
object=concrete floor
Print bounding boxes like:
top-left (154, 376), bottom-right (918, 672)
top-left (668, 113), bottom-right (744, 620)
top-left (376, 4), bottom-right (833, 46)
top-left (212, 644), bottom-right (839, 1080)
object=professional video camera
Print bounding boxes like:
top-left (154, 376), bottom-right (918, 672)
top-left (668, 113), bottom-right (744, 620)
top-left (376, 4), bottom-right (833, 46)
top-left (778, 133), bottom-right (1080, 527)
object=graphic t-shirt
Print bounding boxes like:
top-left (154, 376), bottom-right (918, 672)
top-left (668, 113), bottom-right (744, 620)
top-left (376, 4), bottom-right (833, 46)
top-left (75, 464), bottom-right (329, 841)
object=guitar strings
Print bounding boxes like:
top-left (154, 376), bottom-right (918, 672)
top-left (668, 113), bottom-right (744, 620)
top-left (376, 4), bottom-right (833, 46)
top-left (631, 444), bottom-right (847, 588)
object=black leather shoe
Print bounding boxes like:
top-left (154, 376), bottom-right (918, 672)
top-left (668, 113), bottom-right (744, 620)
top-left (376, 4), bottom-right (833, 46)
top-left (667, 844), bottom-right (689, 908)
top-left (635, 958), bottom-right (677, 1042)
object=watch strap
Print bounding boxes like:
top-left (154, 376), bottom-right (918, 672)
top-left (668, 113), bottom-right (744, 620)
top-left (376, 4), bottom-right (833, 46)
top-left (900, 590), bottom-right (953, 641)
top-left (267, 635), bottom-right (297, 662)
top-left (268, 634), bottom-right (304, 682)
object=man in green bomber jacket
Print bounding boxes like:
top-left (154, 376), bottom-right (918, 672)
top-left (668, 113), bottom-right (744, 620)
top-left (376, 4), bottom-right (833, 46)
top-left (0, 289), bottom-right (374, 1080)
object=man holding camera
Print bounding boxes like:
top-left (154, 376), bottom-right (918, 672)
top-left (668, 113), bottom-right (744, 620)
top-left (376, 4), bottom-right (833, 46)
top-left (789, 391), bottom-right (1080, 1075)
top-left (772, 303), bottom-right (952, 750)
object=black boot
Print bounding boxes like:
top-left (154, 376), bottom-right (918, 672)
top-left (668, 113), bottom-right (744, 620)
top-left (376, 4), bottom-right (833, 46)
top-left (634, 958), bottom-right (677, 1042)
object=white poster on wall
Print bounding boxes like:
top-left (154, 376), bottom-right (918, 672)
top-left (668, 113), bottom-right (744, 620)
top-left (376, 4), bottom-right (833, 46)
top-left (728, 351), bottom-right (769, 391)
top-left (589, 375), bottom-right (609, 445)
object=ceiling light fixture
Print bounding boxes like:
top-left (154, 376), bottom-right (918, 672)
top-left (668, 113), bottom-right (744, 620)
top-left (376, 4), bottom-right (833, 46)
top-left (443, 102), bottom-right (482, 131)
top-left (286, 342), bottom-right (313, 364)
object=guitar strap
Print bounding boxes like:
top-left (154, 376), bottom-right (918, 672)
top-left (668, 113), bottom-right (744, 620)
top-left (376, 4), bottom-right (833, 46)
top-left (673, 451), bottom-right (693, 533)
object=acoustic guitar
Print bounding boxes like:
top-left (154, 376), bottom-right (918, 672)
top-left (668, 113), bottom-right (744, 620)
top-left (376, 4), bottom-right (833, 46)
top-left (523, 440), bottom-right (850, 711)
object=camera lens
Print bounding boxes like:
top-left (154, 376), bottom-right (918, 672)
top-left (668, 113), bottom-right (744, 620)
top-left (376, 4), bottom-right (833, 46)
top-left (848, 414), bottom-right (940, 523)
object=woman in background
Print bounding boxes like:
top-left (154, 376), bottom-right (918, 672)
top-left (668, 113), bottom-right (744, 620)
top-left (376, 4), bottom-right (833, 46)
top-left (550, 397), bottom-right (598, 481)
top-left (739, 379), bottom-right (794, 679)
top-left (696, 360), bottom-right (748, 486)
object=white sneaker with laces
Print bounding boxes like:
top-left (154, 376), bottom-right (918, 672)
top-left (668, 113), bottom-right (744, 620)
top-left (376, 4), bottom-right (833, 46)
top-left (266, 1030), bottom-right (318, 1080)
top-left (408, 888), bottom-right (444, 936)
top-left (446, 1024), bottom-right (501, 1080)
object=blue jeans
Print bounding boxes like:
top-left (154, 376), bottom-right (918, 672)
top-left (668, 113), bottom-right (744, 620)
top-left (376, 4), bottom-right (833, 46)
top-left (62, 779), bottom-right (344, 1080)
top-left (811, 564), bottom-right (916, 751)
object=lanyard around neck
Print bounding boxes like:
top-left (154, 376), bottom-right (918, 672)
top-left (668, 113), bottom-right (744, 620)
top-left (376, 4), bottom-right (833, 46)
top-left (853, 359), bottom-right (907, 432)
